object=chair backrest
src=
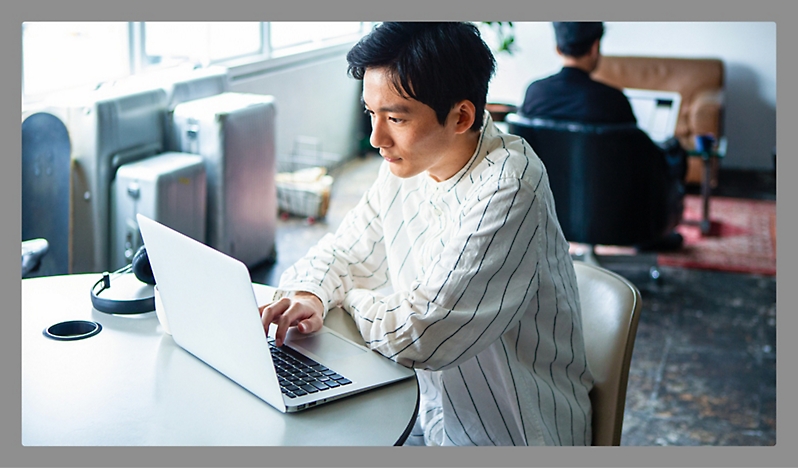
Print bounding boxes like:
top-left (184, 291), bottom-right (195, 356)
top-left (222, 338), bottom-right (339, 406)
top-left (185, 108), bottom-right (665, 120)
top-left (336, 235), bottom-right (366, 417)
top-left (573, 261), bottom-right (642, 446)
top-left (592, 55), bottom-right (724, 148)
top-left (506, 114), bottom-right (681, 246)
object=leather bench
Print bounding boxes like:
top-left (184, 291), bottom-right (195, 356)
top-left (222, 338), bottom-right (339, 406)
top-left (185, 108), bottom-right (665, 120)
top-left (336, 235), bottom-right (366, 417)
top-left (592, 55), bottom-right (724, 186)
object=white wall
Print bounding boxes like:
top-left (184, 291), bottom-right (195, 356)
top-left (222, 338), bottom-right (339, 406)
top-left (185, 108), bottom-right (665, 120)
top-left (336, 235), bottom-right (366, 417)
top-left (486, 22), bottom-right (777, 170)
top-left (227, 52), bottom-right (364, 168)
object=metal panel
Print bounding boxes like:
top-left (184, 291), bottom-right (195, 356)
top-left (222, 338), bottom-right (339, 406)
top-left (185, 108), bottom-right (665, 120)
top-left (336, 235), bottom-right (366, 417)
top-left (172, 92), bottom-right (277, 267)
top-left (47, 86), bottom-right (168, 272)
top-left (111, 152), bottom-right (207, 271)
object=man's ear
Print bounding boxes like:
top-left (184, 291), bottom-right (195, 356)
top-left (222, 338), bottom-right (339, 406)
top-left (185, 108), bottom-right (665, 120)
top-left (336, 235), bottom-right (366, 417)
top-left (590, 39), bottom-right (600, 57)
top-left (451, 100), bottom-right (477, 134)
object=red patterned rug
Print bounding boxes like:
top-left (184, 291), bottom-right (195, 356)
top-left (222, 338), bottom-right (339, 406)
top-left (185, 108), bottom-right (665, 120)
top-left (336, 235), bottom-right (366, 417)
top-left (657, 195), bottom-right (776, 276)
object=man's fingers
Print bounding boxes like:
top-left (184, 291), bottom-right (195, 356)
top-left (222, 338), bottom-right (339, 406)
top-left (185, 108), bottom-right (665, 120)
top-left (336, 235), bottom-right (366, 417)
top-left (274, 300), bottom-right (322, 346)
top-left (274, 304), bottom-right (306, 346)
top-left (297, 313), bottom-right (323, 334)
top-left (260, 297), bottom-right (290, 329)
top-left (260, 294), bottom-right (324, 346)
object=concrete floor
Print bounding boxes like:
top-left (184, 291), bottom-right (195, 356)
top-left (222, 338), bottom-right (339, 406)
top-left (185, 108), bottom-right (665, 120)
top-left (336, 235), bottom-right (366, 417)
top-left (251, 154), bottom-right (777, 446)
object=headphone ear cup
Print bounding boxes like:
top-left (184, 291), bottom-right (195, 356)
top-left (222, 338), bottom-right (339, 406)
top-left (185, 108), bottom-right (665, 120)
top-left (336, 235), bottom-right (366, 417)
top-left (132, 245), bottom-right (156, 285)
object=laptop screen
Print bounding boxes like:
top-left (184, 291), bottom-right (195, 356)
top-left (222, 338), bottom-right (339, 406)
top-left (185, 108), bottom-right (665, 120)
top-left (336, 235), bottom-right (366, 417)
top-left (623, 88), bottom-right (682, 144)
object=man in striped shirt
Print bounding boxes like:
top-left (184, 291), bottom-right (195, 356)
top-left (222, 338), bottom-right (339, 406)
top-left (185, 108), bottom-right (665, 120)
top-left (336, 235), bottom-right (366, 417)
top-left (260, 22), bottom-right (594, 446)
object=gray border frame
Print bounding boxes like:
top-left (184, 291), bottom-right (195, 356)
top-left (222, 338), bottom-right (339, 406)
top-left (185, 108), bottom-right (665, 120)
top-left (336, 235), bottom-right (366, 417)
top-left (6, 1), bottom-right (793, 467)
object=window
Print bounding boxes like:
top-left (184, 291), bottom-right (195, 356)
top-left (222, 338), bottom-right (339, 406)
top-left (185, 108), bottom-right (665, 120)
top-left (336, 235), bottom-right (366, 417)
top-left (269, 21), bottom-right (364, 53)
top-left (143, 22), bottom-right (263, 68)
top-left (22, 21), bottom-right (371, 106)
top-left (22, 22), bottom-right (130, 98)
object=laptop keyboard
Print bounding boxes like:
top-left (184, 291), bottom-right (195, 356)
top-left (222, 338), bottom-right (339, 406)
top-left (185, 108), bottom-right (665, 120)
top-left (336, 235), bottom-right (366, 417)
top-left (268, 339), bottom-right (352, 399)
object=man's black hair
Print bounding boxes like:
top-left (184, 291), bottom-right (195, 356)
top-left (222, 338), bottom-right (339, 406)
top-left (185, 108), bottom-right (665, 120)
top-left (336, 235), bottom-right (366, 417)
top-left (346, 22), bottom-right (496, 132)
top-left (553, 22), bottom-right (604, 57)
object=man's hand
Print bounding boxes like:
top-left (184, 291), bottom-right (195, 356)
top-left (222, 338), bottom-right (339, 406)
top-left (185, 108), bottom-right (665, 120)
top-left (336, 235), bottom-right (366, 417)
top-left (258, 291), bottom-right (324, 347)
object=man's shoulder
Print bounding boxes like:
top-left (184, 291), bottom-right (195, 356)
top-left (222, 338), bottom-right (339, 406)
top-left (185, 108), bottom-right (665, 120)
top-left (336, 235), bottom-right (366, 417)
top-left (480, 131), bottom-right (545, 185)
top-left (525, 69), bottom-right (567, 91)
top-left (587, 76), bottom-right (628, 98)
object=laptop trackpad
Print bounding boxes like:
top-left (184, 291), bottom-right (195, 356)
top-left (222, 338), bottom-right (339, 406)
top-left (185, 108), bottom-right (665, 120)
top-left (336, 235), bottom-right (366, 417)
top-left (287, 332), bottom-right (366, 361)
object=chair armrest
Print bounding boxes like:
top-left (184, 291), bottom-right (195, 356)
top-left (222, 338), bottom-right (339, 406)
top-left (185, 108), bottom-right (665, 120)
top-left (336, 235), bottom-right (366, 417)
top-left (688, 89), bottom-right (724, 140)
top-left (22, 238), bottom-right (49, 277)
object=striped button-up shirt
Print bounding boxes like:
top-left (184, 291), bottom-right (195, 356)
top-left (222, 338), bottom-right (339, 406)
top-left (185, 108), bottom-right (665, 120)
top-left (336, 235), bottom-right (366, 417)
top-left (278, 116), bottom-right (593, 446)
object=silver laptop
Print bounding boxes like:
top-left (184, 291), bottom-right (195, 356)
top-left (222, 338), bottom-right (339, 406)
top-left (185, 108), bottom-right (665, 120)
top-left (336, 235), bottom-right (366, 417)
top-left (137, 213), bottom-right (414, 413)
top-left (623, 87), bottom-right (682, 144)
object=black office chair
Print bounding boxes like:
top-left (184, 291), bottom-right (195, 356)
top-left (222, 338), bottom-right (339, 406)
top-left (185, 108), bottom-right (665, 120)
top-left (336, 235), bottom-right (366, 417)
top-left (506, 114), bottom-right (684, 275)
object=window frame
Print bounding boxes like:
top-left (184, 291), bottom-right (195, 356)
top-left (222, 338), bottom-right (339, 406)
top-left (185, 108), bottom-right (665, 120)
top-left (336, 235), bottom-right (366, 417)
top-left (22, 21), bottom-right (371, 108)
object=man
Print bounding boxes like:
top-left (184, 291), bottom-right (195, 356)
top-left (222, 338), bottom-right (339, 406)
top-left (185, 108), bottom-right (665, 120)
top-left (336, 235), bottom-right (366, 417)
top-left (521, 22), bottom-right (685, 251)
top-left (521, 22), bottom-right (635, 124)
top-left (260, 22), bottom-right (593, 446)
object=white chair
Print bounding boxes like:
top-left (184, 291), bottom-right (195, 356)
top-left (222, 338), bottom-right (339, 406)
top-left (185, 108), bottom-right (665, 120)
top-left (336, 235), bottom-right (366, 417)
top-left (574, 260), bottom-right (642, 446)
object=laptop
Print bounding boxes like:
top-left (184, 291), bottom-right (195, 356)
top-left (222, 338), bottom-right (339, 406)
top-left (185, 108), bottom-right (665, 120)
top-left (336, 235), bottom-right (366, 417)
top-left (623, 87), bottom-right (682, 144)
top-left (137, 213), bottom-right (415, 413)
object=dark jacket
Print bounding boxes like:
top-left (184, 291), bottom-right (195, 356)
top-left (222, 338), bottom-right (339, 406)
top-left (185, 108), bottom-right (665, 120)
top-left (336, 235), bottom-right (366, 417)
top-left (520, 67), bottom-right (637, 124)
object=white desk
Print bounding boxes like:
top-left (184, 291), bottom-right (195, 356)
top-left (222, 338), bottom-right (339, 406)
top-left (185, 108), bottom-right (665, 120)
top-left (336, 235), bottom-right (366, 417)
top-left (21, 274), bottom-right (418, 446)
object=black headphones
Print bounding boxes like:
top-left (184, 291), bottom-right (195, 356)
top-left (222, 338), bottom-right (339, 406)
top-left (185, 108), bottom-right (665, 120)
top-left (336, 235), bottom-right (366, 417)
top-left (90, 245), bottom-right (156, 315)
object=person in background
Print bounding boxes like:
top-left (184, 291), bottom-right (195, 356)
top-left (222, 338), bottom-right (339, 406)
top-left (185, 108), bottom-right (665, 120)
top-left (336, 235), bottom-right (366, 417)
top-left (259, 22), bottom-right (594, 446)
top-left (521, 21), bottom-right (686, 251)
top-left (521, 22), bottom-right (635, 125)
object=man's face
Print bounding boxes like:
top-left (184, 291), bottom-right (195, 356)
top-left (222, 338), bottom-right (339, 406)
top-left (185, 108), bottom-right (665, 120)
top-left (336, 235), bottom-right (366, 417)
top-left (363, 67), bottom-right (464, 182)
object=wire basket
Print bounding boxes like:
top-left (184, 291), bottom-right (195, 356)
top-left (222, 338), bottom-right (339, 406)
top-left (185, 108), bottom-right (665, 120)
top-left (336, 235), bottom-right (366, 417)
top-left (276, 136), bottom-right (346, 173)
top-left (275, 167), bottom-right (333, 221)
